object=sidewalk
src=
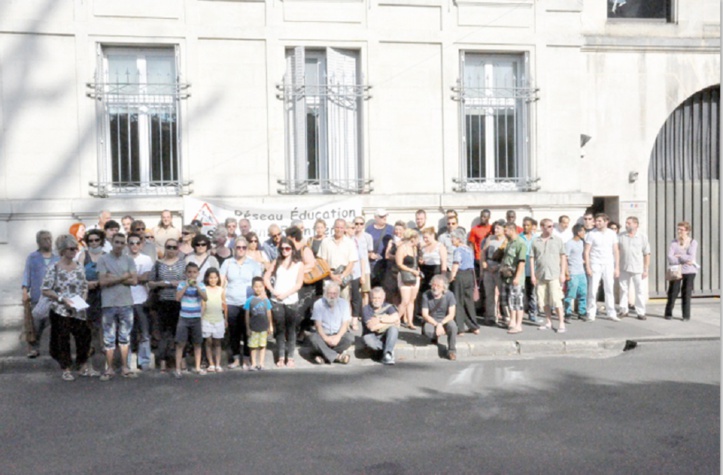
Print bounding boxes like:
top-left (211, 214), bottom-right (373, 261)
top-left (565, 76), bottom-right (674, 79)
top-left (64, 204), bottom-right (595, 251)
top-left (0, 298), bottom-right (719, 373)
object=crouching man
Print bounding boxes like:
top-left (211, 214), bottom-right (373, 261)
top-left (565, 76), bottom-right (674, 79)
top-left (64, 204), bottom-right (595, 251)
top-left (361, 287), bottom-right (400, 365)
top-left (309, 282), bottom-right (353, 364)
top-left (421, 275), bottom-right (458, 361)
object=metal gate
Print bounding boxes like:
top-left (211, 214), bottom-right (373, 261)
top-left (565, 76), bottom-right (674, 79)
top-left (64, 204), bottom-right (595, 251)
top-left (648, 85), bottom-right (720, 297)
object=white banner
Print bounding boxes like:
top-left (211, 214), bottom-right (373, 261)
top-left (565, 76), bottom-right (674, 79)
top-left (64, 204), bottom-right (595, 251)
top-left (184, 197), bottom-right (363, 240)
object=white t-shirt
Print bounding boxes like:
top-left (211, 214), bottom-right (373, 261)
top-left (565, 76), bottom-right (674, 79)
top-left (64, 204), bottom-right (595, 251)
top-left (130, 253), bottom-right (154, 304)
top-left (553, 224), bottom-right (573, 243)
top-left (318, 236), bottom-right (358, 271)
top-left (584, 228), bottom-right (618, 265)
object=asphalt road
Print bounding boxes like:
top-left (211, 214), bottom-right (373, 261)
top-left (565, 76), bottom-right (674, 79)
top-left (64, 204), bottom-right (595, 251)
top-left (1, 341), bottom-right (719, 474)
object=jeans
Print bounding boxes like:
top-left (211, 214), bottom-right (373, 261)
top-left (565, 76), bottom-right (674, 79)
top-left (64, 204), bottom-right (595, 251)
top-left (127, 304), bottom-right (151, 368)
top-left (29, 312), bottom-right (51, 351)
top-left (524, 276), bottom-right (539, 318)
top-left (423, 320), bottom-right (458, 352)
top-left (272, 302), bottom-right (299, 361)
top-left (49, 311), bottom-right (91, 370)
top-left (665, 273), bottom-right (696, 320)
top-left (102, 306), bottom-right (134, 351)
top-left (618, 270), bottom-right (646, 316)
top-left (227, 305), bottom-right (250, 361)
top-left (309, 332), bottom-right (354, 363)
top-left (564, 274), bottom-right (588, 317)
top-left (362, 326), bottom-right (399, 355)
top-left (587, 263), bottom-right (616, 318)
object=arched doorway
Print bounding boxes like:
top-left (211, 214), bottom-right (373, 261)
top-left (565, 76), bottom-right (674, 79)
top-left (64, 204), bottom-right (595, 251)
top-left (648, 85), bottom-right (720, 297)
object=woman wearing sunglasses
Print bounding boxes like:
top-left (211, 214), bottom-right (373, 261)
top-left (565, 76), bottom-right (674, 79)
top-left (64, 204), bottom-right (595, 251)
top-left (185, 234), bottom-right (219, 281)
top-left (245, 232), bottom-right (271, 271)
top-left (82, 228), bottom-right (106, 361)
top-left (148, 238), bottom-right (186, 372)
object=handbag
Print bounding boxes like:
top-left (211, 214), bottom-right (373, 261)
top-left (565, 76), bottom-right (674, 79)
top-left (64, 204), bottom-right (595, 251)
top-left (666, 265), bottom-right (683, 281)
top-left (499, 264), bottom-right (515, 279)
top-left (400, 270), bottom-right (417, 285)
top-left (304, 257), bottom-right (331, 285)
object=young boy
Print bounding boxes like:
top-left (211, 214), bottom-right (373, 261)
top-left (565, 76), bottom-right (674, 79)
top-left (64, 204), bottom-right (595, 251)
top-left (174, 262), bottom-right (208, 378)
top-left (244, 277), bottom-right (273, 370)
top-left (564, 224), bottom-right (588, 323)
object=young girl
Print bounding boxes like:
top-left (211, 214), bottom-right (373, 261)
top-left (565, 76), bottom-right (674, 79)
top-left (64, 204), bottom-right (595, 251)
top-left (202, 268), bottom-right (226, 372)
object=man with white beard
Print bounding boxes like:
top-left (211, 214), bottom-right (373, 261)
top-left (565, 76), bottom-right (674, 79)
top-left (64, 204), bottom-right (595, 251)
top-left (309, 282), bottom-right (353, 364)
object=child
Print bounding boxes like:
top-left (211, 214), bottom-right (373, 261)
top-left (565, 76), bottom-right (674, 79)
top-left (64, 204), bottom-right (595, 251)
top-left (244, 276), bottom-right (273, 370)
top-left (202, 268), bottom-right (226, 372)
top-left (174, 262), bottom-right (208, 378)
top-left (564, 224), bottom-right (588, 322)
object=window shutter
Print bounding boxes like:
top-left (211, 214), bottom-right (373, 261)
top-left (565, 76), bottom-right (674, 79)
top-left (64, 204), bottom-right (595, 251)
top-left (325, 47), bottom-right (359, 185)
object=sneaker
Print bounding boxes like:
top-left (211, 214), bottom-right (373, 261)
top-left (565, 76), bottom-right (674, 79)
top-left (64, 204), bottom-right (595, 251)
top-left (27, 350), bottom-right (39, 359)
top-left (79, 367), bottom-right (100, 378)
top-left (381, 352), bottom-right (395, 365)
top-left (564, 315), bottom-right (573, 324)
top-left (62, 370), bottom-right (75, 382)
top-left (637, 314), bottom-right (647, 321)
top-left (609, 315), bottom-right (621, 322)
top-left (173, 370), bottom-right (183, 379)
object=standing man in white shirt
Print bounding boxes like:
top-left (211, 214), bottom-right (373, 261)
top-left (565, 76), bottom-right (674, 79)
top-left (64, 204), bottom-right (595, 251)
top-left (583, 213), bottom-right (620, 322)
top-left (126, 233), bottom-right (154, 370)
top-left (617, 217), bottom-right (651, 320)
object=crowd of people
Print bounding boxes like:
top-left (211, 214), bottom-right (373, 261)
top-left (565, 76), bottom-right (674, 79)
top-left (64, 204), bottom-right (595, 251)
top-left (20, 207), bottom-right (699, 381)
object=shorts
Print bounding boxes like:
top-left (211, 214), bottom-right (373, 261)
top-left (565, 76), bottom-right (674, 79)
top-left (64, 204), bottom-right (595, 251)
top-left (505, 284), bottom-right (525, 311)
top-left (361, 274), bottom-right (371, 293)
top-left (536, 279), bottom-right (563, 308)
top-left (248, 331), bottom-right (268, 349)
top-left (102, 306), bottom-right (134, 350)
top-left (202, 320), bottom-right (225, 339)
top-left (175, 318), bottom-right (203, 345)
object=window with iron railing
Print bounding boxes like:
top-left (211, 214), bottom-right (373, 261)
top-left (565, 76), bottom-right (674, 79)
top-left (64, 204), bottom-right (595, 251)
top-left (608, 0), bottom-right (673, 22)
top-left (452, 53), bottom-right (539, 192)
top-left (276, 47), bottom-right (372, 195)
top-left (86, 46), bottom-right (191, 197)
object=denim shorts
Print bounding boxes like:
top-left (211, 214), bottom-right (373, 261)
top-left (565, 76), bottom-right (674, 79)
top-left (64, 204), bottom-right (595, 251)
top-left (102, 306), bottom-right (134, 350)
top-left (175, 318), bottom-right (203, 345)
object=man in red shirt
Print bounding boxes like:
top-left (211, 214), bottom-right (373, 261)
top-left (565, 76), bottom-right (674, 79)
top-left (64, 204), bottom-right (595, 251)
top-left (468, 209), bottom-right (492, 263)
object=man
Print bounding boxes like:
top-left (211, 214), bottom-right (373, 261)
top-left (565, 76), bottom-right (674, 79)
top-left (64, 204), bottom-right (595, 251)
top-left (225, 217), bottom-right (238, 248)
top-left (361, 287), bottom-right (400, 365)
top-left (126, 233), bottom-right (154, 370)
top-left (97, 233), bottom-right (138, 380)
top-left (21, 231), bottom-right (59, 358)
top-left (121, 215), bottom-right (134, 234)
top-left (421, 274), bottom-right (458, 361)
top-left (501, 223), bottom-right (527, 334)
top-left (262, 224), bottom-right (282, 261)
top-left (519, 217), bottom-right (540, 322)
top-left (438, 209), bottom-right (467, 236)
top-left (505, 210), bottom-right (523, 234)
top-left (530, 219), bottom-right (568, 333)
top-left (438, 214), bottom-right (461, 273)
top-left (319, 219), bottom-right (358, 301)
top-left (584, 213), bottom-right (620, 322)
top-left (102, 219), bottom-right (121, 253)
top-left (563, 224), bottom-right (588, 323)
top-left (553, 215), bottom-right (573, 243)
top-left (153, 210), bottom-right (181, 253)
top-left (449, 228), bottom-right (480, 334)
top-left (238, 218), bottom-right (252, 237)
top-left (89, 210), bottom-right (112, 231)
top-left (290, 219), bottom-right (306, 245)
top-left (365, 208), bottom-right (393, 287)
top-left (413, 209), bottom-right (427, 232)
top-left (581, 211), bottom-right (595, 232)
top-left (468, 209), bottom-right (492, 266)
top-left (130, 220), bottom-right (157, 262)
top-left (352, 217), bottom-right (374, 307)
top-left (617, 217), bottom-right (651, 320)
top-left (309, 282), bottom-right (353, 364)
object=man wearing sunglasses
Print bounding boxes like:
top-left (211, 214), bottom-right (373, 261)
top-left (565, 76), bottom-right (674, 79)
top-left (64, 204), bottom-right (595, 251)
top-left (130, 220), bottom-right (157, 262)
top-left (126, 233), bottom-right (154, 371)
top-left (261, 224), bottom-right (282, 261)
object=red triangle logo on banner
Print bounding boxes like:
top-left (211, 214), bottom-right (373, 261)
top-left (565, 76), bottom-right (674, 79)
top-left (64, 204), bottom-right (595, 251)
top-left (193, 203), bottom-right (219, 228)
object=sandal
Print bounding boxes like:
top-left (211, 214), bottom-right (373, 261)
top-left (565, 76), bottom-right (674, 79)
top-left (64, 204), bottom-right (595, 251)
top-left (228, 361), bottom-right (240, 369)
top-left (314, 355), bottom-right (325, 365)
top-left (173, 370), bottom-right (183, 379)
top-left (100, 371), bottom-right (114, 382)
top-left (207, 365), bottom-right (216, 373)
top-left (538, 323), bottom-right (552, 331)
top-left (336, 353), bottom-right (350, 365)
top-left (27, 350), bottom-right (39, 359)
top-left (62, 370), bottom-right (75, 382)
top-left (122, 370), bottom-right (138, 379)
top-left (79, 367), bottom-right (100, 377)
top-left (193, 368), bottom-right (207, 376)
top-left (215, 366), bottom-right (224, 373)
top-left (285, 359), bottom-right (295, 369)
top-left (276, 360), bottom-right (285, 368)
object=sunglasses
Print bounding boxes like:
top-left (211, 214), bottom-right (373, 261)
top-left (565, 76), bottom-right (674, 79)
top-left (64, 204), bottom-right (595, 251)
top-left (236, 246), bottom-right (247, 250)
top-left (194, 242), bottom-right (208, 247)
top-left (145, 236), bottom-right (154, 240)
top-left (354, 222), bottom-right (364, 226)
top-left (134, 228), bottom-right (145, 232)
top-left (182, 232), bottom-right (191, 235)
top-left (165, 245), bottom-right (178, 250)
top-left (87, 238), bottom-right (101, 243)
top-left (66, 247), bottom-right (78, 252)
top-left (249, 239), bottom-right (258, 243)
top-left (128, 241), bottom-right (142, 246)
top-left (270, 234), bottom-right (281, 238)
top-left (281, 246), bottom-right (292, 252)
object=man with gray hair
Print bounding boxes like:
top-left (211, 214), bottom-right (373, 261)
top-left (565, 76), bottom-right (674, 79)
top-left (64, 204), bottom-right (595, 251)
top-left (361, 287), bottom-right (400, 365)
top-left (421, 274), bottom-right (458, 360)
top-left (22, 230), bottom-right (59, 358)
top-left (617, 216), bottom-right (651, 320)
top-left (262, 223), bottom-right (282, 261)
top-left (309, 282), bottom-right (353, 364)
top-left (89, 210), bottom-right (112, 231)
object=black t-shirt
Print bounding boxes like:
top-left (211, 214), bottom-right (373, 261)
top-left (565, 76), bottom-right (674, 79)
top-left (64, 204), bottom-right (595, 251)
top-left (361, 303), bottom-right (397, 335)
top-left (421, 290), bottom-right (456, 323)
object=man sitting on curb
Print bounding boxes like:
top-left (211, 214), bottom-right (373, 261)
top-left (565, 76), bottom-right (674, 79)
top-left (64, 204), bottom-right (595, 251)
top-left (361, 287), bottom-right (400, 365)
top-left (421, 275), bottom-right (458, 361)
top-left (309, 282), bottom-right (353, 364)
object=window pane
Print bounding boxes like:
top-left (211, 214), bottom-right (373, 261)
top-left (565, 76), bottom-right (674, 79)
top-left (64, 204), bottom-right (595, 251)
top-left (306, 110), bottom-right (320, 180)
top-left (109, 112), bottom-right (140, 184)
top-left (149, 110), bottom-right (178, 185)
top-left (107, 55), bottom-right (139, 83)
top-left (495, 108), bottom-right (516, 178)
top-left (465, 114), bottom-right (485, 179)
top-left (608, 0), bottom-right (670, 20)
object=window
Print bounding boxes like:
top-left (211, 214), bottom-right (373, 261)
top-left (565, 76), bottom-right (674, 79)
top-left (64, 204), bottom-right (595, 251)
top-left (453, 53), bottom-right (538, 192)
top-left (87, 46), bottom-right (191, 197)
top-left (608, 0), bottom-right (673, 22)
top-left (277, 47), bottom-right (372, 194)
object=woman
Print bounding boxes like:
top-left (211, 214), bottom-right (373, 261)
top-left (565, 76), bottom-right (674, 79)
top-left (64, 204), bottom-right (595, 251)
top-left (396, 229), bottom-right (421, 329)
top-left (148, 238), bottom-right (186, 372)
top-left (69, 222), bottom-right (87, 258)
top-left (285, 225), bottom-right (320, 338)
top-left (220, 236), bottom-right (263, 369)
top-left (42, 235), bottom-right (94, 381)
top-left (211, 226), bottom-right (232, 267)
top-left (310, 219), bottom-right (327, 257)
top-left (664, 221), bottom-right (698, 321)
top-left (246, 232), bottom-right (271, 270)
top-left (449, 228), bottom-right (480, 335)
top-left (419, 227), bottom-right (447, 296)
top-left (481, 220), bottom-right (506, 326)
top-left (263, 237), bottom-right (304, 367)
top-left (185, 234), bottom-right (219, 281)
top-left (382, 220), bottom-right (406, 305)
top-left (178, 224), bottom-right (197, 256)
top-left (82, 228), bottom-right (106, 357)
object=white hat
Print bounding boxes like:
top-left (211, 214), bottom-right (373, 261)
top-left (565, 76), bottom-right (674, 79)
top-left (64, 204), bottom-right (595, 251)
top-left (375, 208), bottom-right (388, 217)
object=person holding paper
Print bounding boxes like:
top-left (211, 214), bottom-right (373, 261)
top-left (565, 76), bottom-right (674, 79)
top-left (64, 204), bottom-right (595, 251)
top-left (41, 235), bottom-right (93, 381)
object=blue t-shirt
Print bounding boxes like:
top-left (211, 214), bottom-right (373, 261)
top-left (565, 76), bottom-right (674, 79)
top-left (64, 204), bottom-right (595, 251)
top-left (565, 239), bottom-right (585, 275)
top-left (244, 296), bottom-right (272, 332)
top-left (177, 281), bottom-right (206, 318)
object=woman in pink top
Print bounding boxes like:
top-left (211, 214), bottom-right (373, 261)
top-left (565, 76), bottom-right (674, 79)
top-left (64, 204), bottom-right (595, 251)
top-left (664, 221), bottom-right (698, 321)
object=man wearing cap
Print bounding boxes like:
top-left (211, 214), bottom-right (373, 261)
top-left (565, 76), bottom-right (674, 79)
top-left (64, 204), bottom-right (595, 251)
top-left (365, 208), bottom-right (394, 287)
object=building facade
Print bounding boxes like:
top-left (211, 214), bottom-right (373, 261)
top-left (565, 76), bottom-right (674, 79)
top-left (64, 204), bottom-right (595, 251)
top-left (0, 0), bottom-right (719, 304)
